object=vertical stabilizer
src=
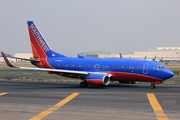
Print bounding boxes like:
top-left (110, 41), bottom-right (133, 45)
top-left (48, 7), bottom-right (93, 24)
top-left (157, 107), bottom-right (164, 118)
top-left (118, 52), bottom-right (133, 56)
top-left (119, 53), bottom-right (123, 58)
top-left (27, 21), bottom-right (66, 59)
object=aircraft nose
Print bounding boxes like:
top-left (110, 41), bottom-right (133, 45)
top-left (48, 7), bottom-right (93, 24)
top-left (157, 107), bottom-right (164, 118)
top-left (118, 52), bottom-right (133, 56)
top-left (165, 70), bottom-right (174, 79)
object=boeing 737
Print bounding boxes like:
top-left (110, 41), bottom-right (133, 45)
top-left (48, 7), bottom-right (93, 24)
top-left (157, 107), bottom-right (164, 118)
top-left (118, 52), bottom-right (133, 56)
top-left (119, 53), bottom-right (123, 58)
top-left (1, 21), bottom-right (174, 89)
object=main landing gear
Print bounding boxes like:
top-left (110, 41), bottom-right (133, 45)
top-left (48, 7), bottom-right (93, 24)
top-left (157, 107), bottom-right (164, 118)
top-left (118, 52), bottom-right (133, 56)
top-left (80, 81), bottom-right (88, 87)
top-left (150, 84), bottom-right (155, 89)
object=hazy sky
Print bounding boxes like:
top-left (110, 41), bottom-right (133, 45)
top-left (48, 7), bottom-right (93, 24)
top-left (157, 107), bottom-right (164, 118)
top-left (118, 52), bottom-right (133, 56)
top-left (0, 0), bottom-right (179, 56)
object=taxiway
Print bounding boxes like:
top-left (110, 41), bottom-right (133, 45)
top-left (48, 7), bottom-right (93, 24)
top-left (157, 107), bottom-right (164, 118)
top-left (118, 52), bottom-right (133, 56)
top-left (0, 81), bottom-right (179, 120)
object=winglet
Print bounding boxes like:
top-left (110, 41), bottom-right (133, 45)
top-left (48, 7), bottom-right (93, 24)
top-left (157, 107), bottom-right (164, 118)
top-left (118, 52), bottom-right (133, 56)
top-left (1, 52), bottom-right (15, 67)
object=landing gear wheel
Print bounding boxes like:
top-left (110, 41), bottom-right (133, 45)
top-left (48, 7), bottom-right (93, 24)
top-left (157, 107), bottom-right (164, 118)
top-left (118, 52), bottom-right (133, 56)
top-left (150, 84), bottom-right (155, 89)
top-left (80, 82), bottom-right (84, 87)
top-left (80, 82), bottom-right (88, 87)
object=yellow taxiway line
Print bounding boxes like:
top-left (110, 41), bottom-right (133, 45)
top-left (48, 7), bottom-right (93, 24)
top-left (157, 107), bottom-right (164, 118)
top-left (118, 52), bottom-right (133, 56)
top-left (0, 92), bottom-right (8, 96)
top-left (147, 93), bottom-right (169, 120)
top-left (30, 92), bottom-right (79, 120)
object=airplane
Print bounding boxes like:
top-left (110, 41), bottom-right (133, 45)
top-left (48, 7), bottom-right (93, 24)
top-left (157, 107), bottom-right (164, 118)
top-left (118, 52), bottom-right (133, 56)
top-left (119, 53), bottom-right (123, 58)
top-left (144, 56), bottom-right (147, 60)
top-left (152, 56), bottom-right (156, 61)
top-left (144, 56), bottom-right (163, 62)
top-left (1, 21), bottom-right (174, 89)
top-left (77, 54), bottom-right (86, 58)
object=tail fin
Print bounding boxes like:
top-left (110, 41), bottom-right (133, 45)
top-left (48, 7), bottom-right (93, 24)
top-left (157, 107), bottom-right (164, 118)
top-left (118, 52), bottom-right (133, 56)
top-left (119, 53), bottom-right (123, 58)
top-left (27, 21), bottom-right (66, 59)
top-left (144, 56), bottom-right (147, 60)
top-left (77, 54), bottom-right (86, 58)
top-left (152, 56), bottom-right (156, 61)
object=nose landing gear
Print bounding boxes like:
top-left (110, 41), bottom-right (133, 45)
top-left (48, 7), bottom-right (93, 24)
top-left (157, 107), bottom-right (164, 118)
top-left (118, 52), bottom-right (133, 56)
top-left (150, 81), bottom-right (161, 89)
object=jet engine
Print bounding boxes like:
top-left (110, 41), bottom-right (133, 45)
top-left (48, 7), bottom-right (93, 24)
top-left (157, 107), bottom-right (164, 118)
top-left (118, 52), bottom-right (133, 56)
top-left (86, 74), bottom-right (110, 86)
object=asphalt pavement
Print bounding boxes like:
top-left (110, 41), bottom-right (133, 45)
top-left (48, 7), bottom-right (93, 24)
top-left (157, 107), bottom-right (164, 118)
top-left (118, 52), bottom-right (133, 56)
top-left (0, 81), bottom-right (179, 120)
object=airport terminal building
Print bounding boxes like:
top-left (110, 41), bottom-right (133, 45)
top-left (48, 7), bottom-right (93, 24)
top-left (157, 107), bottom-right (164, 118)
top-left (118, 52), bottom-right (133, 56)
top-left (123, 47), bottom-right (180, 62)
top-left (79, 52), bottom-right (120, 58)
top-left (0, 53), bottom-right (32, 63)
top-left (14, 53), bottom-right (33, 59)
top-left (80, 47), bottom-right (180, 62)
top-left (1, 47), bottom-right (180, 63)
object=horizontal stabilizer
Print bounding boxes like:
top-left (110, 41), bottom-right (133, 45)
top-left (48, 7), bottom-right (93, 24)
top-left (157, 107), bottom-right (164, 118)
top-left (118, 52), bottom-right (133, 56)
top-left (1, 52), bottom-right (88, 75)
top-left (8, 56), bottom-right (40, 62)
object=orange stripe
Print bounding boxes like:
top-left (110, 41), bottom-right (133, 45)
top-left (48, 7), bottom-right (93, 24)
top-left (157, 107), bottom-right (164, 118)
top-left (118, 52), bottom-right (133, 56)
top-left (30, 92), bottom-right (79, 120)
top-left (0, 92), bottom-right (8, 96)
top-left (147, 93), bottom-right (169, 120)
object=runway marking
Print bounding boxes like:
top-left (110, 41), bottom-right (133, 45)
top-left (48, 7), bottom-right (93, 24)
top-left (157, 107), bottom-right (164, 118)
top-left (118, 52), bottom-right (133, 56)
top-left (147, 93), bottom-right (169, 120)
top-left (30, 92), bottom-right (79, 120)
top-left (6, 91), bottom-right (180, 95)
top-left (0, 92), bottom-right (8, 96)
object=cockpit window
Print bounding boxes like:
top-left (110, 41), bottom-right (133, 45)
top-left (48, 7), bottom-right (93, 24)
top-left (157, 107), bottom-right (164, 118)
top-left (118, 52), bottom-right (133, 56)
top-left (155, 66), bottom-right (165, 70)
top-left (155, 66), bottom-right (160, 70)
top-left (161, 66), bottom-right (165, 69)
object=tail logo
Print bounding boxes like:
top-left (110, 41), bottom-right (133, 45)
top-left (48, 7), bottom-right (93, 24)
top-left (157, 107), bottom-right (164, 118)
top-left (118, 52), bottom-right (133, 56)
top-left (30, 24), bottom-right (50, 52)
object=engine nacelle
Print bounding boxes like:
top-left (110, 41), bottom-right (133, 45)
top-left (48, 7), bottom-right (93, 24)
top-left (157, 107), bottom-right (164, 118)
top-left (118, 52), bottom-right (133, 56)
top-left (86, 74), bottom-right (110, 86)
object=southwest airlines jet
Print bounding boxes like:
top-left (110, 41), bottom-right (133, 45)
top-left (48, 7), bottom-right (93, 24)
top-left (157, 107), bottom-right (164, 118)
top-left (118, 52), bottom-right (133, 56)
top-left (1, 21), bottom-right (174, 89)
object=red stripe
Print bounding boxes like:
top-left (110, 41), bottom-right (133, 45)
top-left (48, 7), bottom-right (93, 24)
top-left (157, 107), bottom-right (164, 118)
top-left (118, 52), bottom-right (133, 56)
top-left (28, 26), bottom-right (47, 58)
top-left (107, 72), bottom-right (161, 82)
top-left (86, 79), bottom-right (103, 85)
top-left (28, 26), bottom-right (53, 69)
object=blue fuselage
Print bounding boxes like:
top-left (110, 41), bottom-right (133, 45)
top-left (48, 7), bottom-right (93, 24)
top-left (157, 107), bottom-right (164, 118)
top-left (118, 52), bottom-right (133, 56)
top-left (45, 57), bottom-right (174, 82)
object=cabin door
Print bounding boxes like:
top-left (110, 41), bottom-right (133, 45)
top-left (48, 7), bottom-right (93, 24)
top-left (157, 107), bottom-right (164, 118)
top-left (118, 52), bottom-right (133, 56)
top-left (143, 63), bottom-right (149, 74)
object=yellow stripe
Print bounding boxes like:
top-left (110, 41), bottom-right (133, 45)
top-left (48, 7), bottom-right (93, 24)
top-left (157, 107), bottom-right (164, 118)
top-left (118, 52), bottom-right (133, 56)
top-left (0, 92), bottom-right (8, 96)
top-left (147, 93), bottom-right (169, 120)
top-left (30, 92), bottom-right (79, 120)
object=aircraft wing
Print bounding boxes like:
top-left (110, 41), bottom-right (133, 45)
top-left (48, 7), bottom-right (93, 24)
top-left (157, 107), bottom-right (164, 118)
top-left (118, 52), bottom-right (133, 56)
top-left (1, 52), bottom-right (88, 75)
top-left (1, 52), bottom-right (112, 77)
top-left (18, 67), bottom-right (88, 75)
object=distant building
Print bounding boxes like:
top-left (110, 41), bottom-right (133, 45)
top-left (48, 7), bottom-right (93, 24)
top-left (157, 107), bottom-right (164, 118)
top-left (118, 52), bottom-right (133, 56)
top-left (14, 53), bottom-right (33, 59)
top-left (79, 52), bottom-right (119, 58)
top-left (0, 53), bottom-right (33, 63)
top-left (13, 47), bottom-right (180, 62)
top-left (123, 47), bottom-right (180, 62)
top-left (0, 57), bottom-right (4, 62)
top-left (80, 47), bottom-right (180, 62)
top-left (14, 53), bottom-right (33, 62)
